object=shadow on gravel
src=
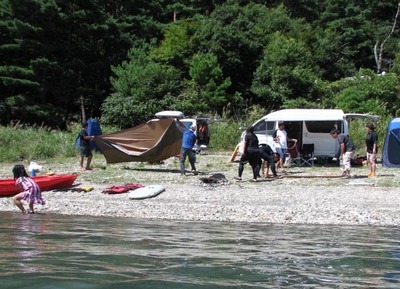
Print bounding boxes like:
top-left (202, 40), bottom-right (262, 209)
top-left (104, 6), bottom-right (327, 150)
top-left (123, 167), bottom-right (181, 174)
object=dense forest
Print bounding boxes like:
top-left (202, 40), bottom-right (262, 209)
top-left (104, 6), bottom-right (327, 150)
top-left (1, 0), bottom-right (400, 129)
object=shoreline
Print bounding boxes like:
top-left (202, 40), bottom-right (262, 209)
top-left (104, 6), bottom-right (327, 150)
top-left (0, 153), bottom-right (399, 226)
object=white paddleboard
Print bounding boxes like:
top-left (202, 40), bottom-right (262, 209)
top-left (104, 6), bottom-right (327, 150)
top-left (128, 184), bottom-right (165, 200)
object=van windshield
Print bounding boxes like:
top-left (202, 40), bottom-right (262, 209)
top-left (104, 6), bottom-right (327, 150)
top-left (253, 120), bottom-right (275, 134)
top-left (305, 121), bottom-right (343, 133)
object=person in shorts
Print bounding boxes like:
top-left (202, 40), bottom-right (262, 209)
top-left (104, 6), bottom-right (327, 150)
top-left (180, 124), bottom-right (197, 175)
top-left (330, 128), bottom-right (355, 178)
top-left (258, 143), bottom-right (278, 178)
top-left (80, 121), bottom-right (95, 171)
top-left (273, 121), bottom-right (297, 174)
top-left (235, 126), bottom-right (261, 182)
top-left (365, 123), bottom-right (378, 177)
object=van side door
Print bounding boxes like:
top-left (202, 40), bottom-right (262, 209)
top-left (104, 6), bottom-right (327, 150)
top-left (303, 121), bottom-right (343, 157)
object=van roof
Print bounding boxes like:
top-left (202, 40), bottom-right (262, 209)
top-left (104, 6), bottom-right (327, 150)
top-left (261, 109), bottom-right (345, 121)
top-left (155, 111), bottom-right (184, 119)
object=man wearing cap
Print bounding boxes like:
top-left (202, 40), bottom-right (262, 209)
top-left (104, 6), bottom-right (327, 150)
top-left (330, 128), bottom-right (355, 178)
top-left (180, 124), bottom-right (197, 176)
top-left (273, 121), bottom-right (297, 174)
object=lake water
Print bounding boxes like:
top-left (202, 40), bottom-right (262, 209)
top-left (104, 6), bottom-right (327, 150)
top-left (0, 212), bottom-right (400, 289)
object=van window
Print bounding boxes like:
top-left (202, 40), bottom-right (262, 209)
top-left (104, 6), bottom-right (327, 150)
top-left (253, 119), bottom-right (266, 131)
top-left (305, 121), bottom-right (343, 133)
top-left (181, 121), bottom-right (192, 129)
top-left (266, 121), bottom-right (275, 133)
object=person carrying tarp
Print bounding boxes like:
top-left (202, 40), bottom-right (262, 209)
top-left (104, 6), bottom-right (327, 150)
top-left (79, 121), bottom-right (95, 172)
top-left (180, 124), bottom-right (197, 176)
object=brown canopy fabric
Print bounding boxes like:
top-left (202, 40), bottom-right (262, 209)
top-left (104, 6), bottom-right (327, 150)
top-left (94, 118), bottom-right (183, 164)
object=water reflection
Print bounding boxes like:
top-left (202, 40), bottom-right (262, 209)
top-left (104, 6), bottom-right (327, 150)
top-left (0, 212), bottom-right (399, 288)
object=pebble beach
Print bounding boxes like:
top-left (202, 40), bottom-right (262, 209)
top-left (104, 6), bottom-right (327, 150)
top-left (1, 153), bottom-right (399, 226)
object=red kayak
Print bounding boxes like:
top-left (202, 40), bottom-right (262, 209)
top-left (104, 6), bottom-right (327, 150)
top-left (0, 174), bottom-right (78, 197)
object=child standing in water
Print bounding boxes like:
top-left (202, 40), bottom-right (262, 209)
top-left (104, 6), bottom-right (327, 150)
top-left (12, 164), bottom-right (45, 214)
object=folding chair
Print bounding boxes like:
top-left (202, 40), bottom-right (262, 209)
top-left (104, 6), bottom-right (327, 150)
top-left (287, 141), bottom-right (301, 167)
top-left (299, 144), bottom-right (314, 166)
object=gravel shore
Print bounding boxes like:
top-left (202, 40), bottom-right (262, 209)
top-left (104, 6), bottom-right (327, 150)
top-left (1, 153), bottom-right (399, 226)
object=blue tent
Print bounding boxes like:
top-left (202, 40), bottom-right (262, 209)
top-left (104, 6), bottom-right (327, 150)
top-left (382, 118), bottom-right (400, 168)
top-left (75, 119), bottom-right (102, 152)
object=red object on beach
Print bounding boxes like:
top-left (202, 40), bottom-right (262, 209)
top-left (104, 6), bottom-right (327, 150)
top-left (0, 174), bottom-right (78, 197)
top-left (102, 183), bottom-right (144, 194)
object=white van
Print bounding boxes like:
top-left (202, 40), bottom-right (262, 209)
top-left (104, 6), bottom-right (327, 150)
top-left (246, 109), bottom-right (377, 159)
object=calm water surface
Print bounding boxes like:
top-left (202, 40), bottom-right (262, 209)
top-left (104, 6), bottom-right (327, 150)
top-left (0, 212), bottom-right (399, 288)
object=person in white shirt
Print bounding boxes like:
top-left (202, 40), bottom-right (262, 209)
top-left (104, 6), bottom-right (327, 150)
top-left (273, 121), bottom-right (296, 174)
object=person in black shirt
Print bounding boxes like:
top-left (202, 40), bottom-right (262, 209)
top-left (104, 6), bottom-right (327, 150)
top-left (234, 126), bottom-right (261, 182)
top-left (258, 144), bottom-right (278, 178)
top-left (365, 123), bottom-right (378, 177)
top-left (330, 128), bottom-right (355, 178)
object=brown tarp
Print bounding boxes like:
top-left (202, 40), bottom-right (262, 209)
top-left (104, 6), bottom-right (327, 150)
top-left (94, 118), bottom-right (183, 164)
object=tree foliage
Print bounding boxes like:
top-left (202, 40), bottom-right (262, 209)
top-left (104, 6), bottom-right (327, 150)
top-left (333, 69), bottom-right (400, 117)
top-left (1, 0), bottom-right (400, 128)
top-left (101, 47), bottom-right (182, 128)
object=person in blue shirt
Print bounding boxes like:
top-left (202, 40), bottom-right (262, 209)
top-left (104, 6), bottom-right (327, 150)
top-left (79, 121), bottom-right (95, 172)
top-left (180, 124), bottom-right (197, 175)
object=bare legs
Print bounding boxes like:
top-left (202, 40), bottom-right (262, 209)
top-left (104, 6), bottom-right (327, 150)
top-left (367, 153), bottom-right (376, 177)
top-left (86, 155), bottom-right (93, 169)
top-left (80, 156), bottom-right (84, 170)
top-left (12, 193), bottom-right (34, 214)
top-left (80, 155), bottom-right (93, 171)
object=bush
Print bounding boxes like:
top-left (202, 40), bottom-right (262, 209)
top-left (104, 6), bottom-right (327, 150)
top-left (0, 125), bottom-right (77, 162)
top-left (348, 117), bottom-right (389, 157)
top-left (209, 120), bottom-right (243, 151)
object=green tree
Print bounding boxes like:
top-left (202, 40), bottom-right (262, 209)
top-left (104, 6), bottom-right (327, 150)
top-left (195, 3), bottom-right (293, 101)
top-left (0, 0), bottom-right (69, 126)
top-left (151, 20), bottom-right (199, 71)
top-left (333, 69), bottom-right (400, 117)
top-left (101, 47), bottom-right (182, 127)
top-left (0, 0), bottom-right (132, 127)
top-left (252, 32), bottom-right (321, 108)
top-left (314, 0), bottom-right (400, 77)
top-left (179, 53), bottom-right (231, 115)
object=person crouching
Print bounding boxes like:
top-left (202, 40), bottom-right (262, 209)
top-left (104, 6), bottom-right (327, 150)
top-left (12, 164), bottom-right (45, 214)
